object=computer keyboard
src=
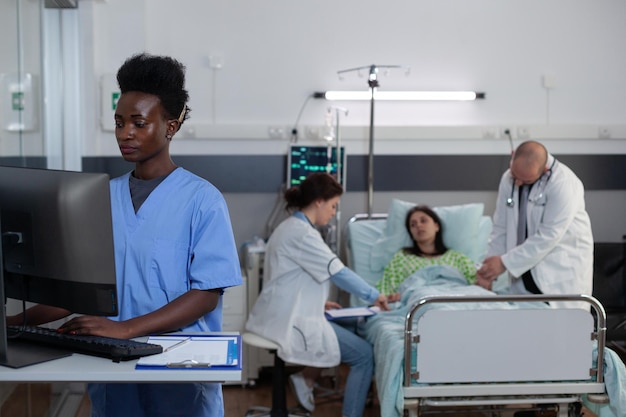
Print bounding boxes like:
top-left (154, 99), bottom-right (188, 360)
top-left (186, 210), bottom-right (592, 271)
top-left (7, 325), bottom-right (163, 362)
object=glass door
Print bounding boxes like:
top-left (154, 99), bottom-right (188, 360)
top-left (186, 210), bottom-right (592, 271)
top-left (0, 0), bottom-right (45, 168)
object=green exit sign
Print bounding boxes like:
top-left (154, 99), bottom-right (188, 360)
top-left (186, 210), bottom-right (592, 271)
top-left (12, 92), bottom-right (24, 110)
top-left (111, 92), bottom-right (120, 110)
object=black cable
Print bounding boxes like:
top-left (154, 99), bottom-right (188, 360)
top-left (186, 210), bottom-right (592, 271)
top-left (504, 129), bottom-right (514, 153)
top-left (290, 94), bottom-right (314, 143)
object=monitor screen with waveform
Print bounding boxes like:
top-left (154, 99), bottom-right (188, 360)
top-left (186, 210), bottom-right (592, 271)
top-left (287, 145), bottom-right (346, 188)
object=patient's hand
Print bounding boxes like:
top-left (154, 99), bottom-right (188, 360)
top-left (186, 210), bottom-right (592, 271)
top-left (373, 294), bottom-right (390, 311)
top-left (476, 275), bottom-right (493, 291)
top-left (387, 293), bottom-right (401, 303)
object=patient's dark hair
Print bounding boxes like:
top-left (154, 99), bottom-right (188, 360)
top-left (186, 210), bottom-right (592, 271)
top-left (403, 205), bottom-right (448, 256)
top-left (117, 53), bottom-right (190, 125)
top-left (285, 173), bottom-right (343, 210)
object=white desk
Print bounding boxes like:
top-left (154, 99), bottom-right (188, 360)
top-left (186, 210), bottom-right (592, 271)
top-left (0, 333), bottom-right (242, 383)
top-left (0, 353), bottom-right (241, 383)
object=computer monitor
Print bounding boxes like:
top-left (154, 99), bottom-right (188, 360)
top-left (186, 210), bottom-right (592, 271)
top-left (287, 145), bottom-right (346, 188)
top-left (0, 165), bottom-right (118, 368)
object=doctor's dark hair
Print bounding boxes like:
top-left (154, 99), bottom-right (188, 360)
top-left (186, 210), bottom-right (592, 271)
top-left (403, 205), bottom-right (448, 257)
top-left (284, 173), bottom-right (343, 210)
top-left (117, 53), bottom-right (190, 125)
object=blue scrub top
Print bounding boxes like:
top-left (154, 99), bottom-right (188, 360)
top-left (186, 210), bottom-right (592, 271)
top-left (89, 168), bottom-right (242, 417)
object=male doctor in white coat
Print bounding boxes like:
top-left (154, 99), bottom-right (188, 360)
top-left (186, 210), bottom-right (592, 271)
top-left (477, 140), bottom-right (593, 309)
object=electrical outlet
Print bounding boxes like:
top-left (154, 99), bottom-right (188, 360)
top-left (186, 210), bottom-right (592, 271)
top-left (182, 126), bottom-right (196, 138)
top-left (517, 126), bottom-right (530, 139)
top-left (304, 126), bottom-right (321, 140)
top-left (268, 126), bottom-right (286, 139)
top-left (482, 128), bottom-right (497, 139)
top-left (598, 126), bottom-right (611, 139)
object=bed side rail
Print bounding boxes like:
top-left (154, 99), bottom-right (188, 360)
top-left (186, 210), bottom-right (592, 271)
top-left (342, 212), bottom-right (388, 267)
top-left (403, 294), bottom-right (607, 387)
top-left (347, 213), bottom-right (389, 223)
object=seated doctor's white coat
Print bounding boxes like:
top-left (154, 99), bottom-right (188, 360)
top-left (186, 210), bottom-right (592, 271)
top-left (487, 155), bottom-right (594, 308)
top-left (245, 215), bottom-right (344, 367)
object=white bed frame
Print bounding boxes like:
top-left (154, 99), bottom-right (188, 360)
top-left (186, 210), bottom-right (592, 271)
top-left (402, 294), bottom-right (607, 417)
top-left (344, 214), bottom-right (610, 417)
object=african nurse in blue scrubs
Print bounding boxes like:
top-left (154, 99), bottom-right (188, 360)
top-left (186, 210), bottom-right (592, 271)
top-left (6, 53), bottom-right (242, 417)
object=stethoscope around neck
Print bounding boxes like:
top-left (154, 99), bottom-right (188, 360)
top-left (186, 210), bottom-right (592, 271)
top-left (506, 159), bottom-right (556, 208)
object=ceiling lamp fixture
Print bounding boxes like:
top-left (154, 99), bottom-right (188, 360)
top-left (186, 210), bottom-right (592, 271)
top-left (313, 64), bottom-right (485, 216)
top-left (313, 90), bottom-right (485, 101)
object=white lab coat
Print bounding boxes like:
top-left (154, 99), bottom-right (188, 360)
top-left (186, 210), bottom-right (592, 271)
top-left (245, 215), bottom-right (345, 367)
top-left (487, 155), bottom-right (594, 309)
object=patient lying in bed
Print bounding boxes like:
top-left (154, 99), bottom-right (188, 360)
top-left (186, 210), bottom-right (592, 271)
top-left (363, 265), bottom-right (626, 417)
top-left (376, 205), bottom-right (477, 302)
top-left (348, 199), bottom-right (626, 417)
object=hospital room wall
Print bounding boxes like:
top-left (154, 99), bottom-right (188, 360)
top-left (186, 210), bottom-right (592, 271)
top-left (4, 1), bottom-right (626, 151)
top-left (86, 0), bottom-right (625, 249)
top-left (81, 0), bottom-right (626, 153)
top-left (2, 0), bottom-right (626, 249)
top-left (81, 151), bottom-right (626, 246)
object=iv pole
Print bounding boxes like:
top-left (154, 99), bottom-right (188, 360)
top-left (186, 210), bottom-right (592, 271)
top-left (324, 106), bottom-right (348, 254)
top-left (336, 64), bottom-right (409, 217)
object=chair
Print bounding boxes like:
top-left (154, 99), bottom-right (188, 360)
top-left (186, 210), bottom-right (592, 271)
top-left (242, 332), bottom-right (311, 417)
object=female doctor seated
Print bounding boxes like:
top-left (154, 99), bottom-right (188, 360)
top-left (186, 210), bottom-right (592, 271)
top-left (245, 173), bottom-right (389, 417)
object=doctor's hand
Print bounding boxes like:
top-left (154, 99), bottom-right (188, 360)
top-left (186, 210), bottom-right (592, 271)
top-left (373, 294), bottom-right (390, 311)
top-left (476, 256), bottom-right (506, 289)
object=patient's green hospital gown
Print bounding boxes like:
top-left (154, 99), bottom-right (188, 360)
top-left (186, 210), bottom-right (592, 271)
top-left (376, 249), bottom-right (476, 295)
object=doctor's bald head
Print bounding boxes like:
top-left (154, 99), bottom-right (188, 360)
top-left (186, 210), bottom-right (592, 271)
top-left (510, 141), bottom-right (549, 186)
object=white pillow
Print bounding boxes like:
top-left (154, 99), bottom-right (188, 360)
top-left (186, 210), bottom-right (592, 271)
top-left (476, 215), bottom-right (493, 262)
top-left (369, 199), bottom-right (485, 271)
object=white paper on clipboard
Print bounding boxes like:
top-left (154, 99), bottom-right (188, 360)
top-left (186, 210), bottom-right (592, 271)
top-left (136, 335), bottom-right (239, 367)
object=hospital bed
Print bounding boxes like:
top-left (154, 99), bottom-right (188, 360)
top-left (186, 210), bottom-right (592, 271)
top-left (345, 199), bottom-right (623, 417)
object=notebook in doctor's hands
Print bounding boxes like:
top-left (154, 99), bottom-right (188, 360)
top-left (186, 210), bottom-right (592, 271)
top-left (325, 306), bottom-right (380, 321)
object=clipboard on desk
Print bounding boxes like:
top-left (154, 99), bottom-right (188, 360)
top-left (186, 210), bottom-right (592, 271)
top-left (325, 306), bottom-right (380, 321)
top-left (136, 334), bottom-right (241, 370)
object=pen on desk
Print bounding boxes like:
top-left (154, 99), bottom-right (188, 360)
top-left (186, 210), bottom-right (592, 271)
top-left (164, 337), bottom-right (191, 352)
top-left (166, 360), bottom-right (211, 368)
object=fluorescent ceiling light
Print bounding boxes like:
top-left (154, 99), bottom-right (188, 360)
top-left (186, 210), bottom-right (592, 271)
top-left (313, 90), bottom-right (485, 101)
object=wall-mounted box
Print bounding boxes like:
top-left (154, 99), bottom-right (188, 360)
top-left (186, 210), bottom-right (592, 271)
top-left (1, 73), bottom-right (39, 132)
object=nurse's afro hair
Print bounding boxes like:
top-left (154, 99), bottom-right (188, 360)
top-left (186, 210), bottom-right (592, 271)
top-left (285, 173), bottom-right (343, 210)
top-left (116, 53), bottom-right (190, 125)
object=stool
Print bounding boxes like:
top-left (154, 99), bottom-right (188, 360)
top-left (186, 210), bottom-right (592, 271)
top-left (242, 332), bottom-right (311, 417)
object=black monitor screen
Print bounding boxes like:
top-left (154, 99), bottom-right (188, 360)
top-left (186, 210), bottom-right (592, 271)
top-left (287, 145), bottom-right (346, 188)
top-left (0, 166), bottom-right (118, 367)
top-left (0, 166), bottom-right (118, 316)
